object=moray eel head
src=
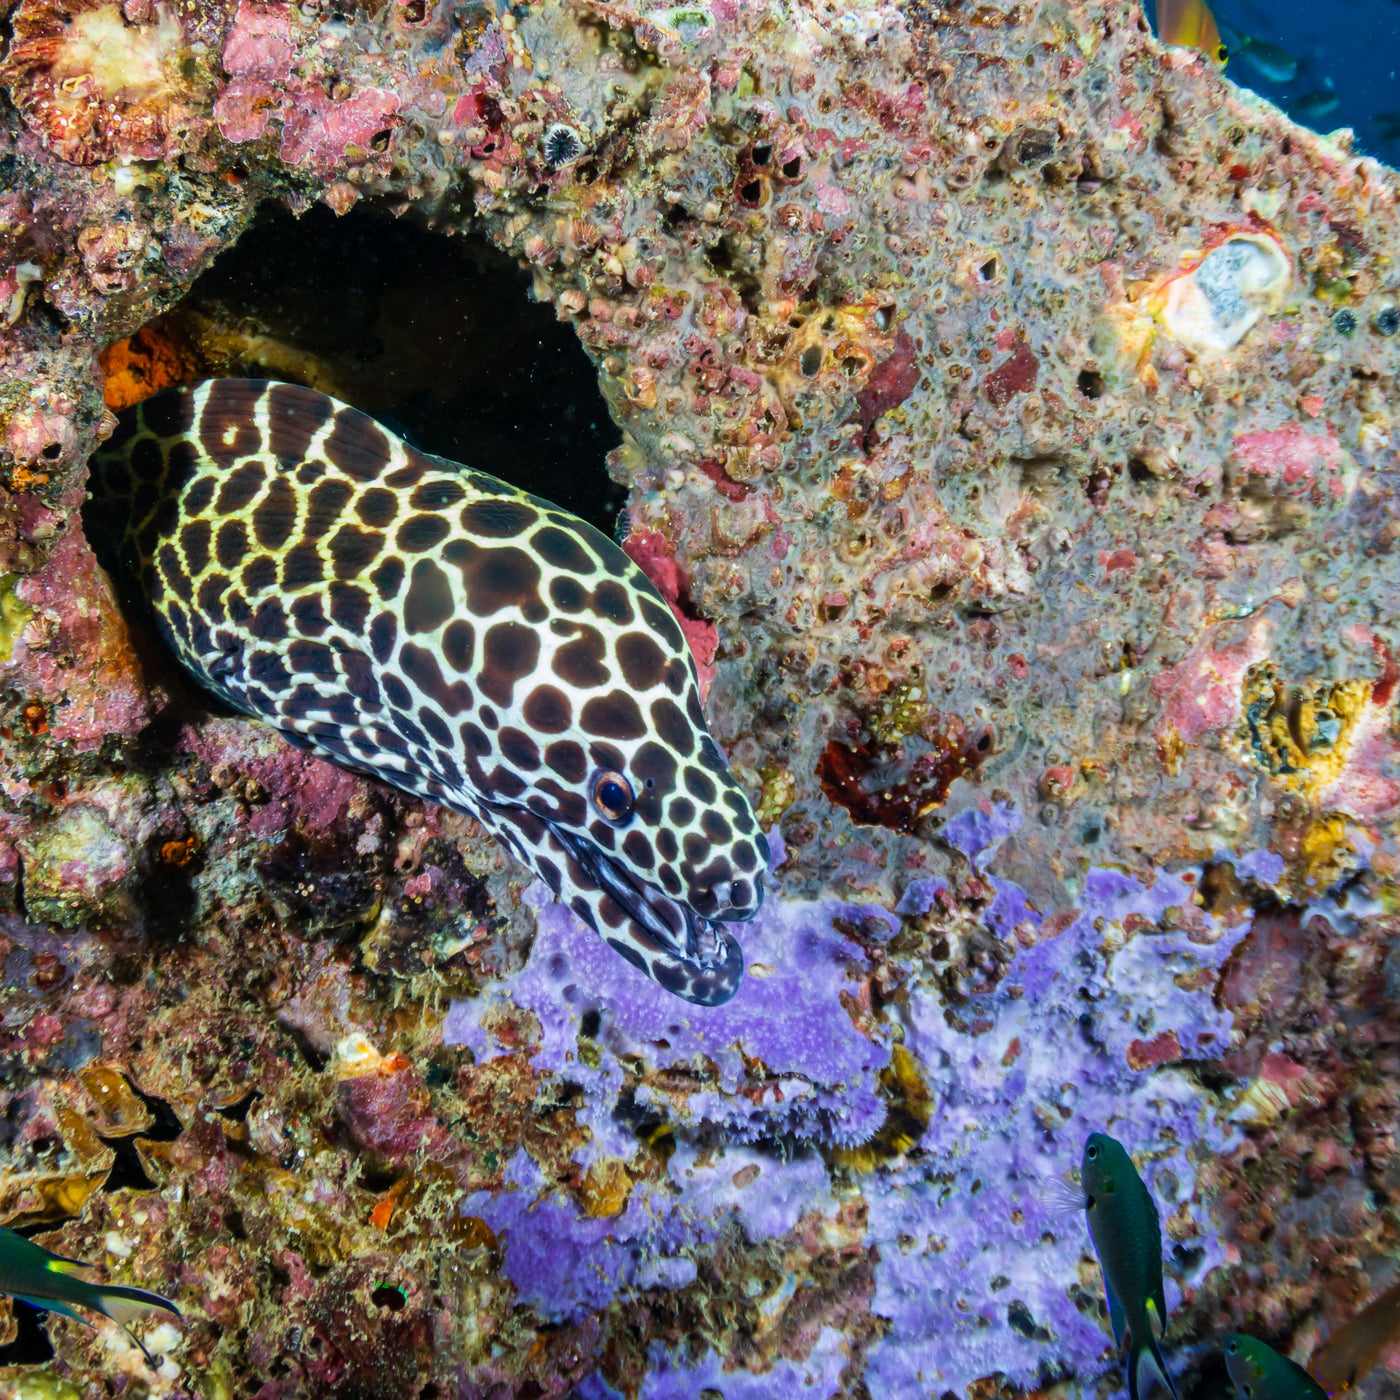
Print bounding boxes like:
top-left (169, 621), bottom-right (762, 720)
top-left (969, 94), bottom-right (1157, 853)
top-left (87, 380), bottom-right (767, 1005)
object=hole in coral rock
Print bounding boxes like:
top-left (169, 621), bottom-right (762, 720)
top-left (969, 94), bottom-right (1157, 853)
top-left (0, 1300), bottom-right (56, 1366)
top-left (1076, 368), bottom-right (1103, 399)
top-left (750, 142), bottom-right (772, 165)
top-left (39, 442), bottom-right (61, 461)
top-left (579, 1008), bottom-right (602, 1039)
top-left (101, 1079), bottom-right (184, 1143)
top-left (371, 1283), bottom-right (407, 1311)
top-left (1084, 464), bottom-right (1115, 506)
top-left (360, 1163), bottom-right (402, 1193)
top-left (100, 1135), bottom-right (157, 1192)
top-left (800, 346), bottom-right (823, 376)
top-left (214, 1089), bottom-right (262, 1123)
top-left (977, 257), bottom-right (999, 283)
top-left (285, 1025), bottom-right (331, 1074)
top-left (782, 155), bottom-right (802, 179)
top-left (98, 203), bottom-right (624, 535)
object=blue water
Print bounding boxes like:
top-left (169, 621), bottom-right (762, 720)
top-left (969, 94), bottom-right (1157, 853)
top-left (1152, 0), bottom-right (1400, 160)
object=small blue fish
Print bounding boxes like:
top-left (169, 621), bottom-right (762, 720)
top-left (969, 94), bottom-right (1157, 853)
top-left (1373, 112), bottom-right (1400, 147)
top-left (1081, 1133), bottom-right (1178, 1400)
top-left (0, 1224), bottom-right (180, 1362)
top-left (1218, 24), bottom-right (1299, 83)
top-left (1224, 1334), bottom-right (1328, 1400)
top-left (1291, 88), bottom-right (1340, 123)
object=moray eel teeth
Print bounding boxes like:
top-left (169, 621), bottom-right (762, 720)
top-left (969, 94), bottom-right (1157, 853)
top-left (87, 379), bottom-right (768, 1006)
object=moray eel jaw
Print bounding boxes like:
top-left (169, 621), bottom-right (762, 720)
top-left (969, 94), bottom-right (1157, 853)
top-left (88, 379), bottom-right (769, 1007)
top-left (544, 817), bottom-right (751, 1005)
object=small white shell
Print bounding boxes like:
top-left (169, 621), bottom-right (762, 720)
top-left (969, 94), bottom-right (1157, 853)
top-left (1160, 233), bottom-right (1292, 355)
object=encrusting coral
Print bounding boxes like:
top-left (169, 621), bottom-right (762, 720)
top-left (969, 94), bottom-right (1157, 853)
top-left (0, 0), bottom-right (1398, 1393)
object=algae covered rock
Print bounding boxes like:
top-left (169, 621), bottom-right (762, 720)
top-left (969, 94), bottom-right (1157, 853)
top-left (0, 0), bottom-right (1398, 1394)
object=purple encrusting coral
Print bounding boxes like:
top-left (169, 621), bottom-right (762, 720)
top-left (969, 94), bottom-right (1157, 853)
top-left (457, 1146), bottom-right (834, 1325)
top-left (569, 1326), bottom-right (848, 1400)
top-left (864, 813), bottom-right (1251, 1396)
top-left (444, 838), bottom-right (894, 1149)
top-left (444, 804), bottom-right (1261, 1393)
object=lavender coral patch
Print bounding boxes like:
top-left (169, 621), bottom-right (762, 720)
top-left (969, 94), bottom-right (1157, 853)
top-left (943, 800), bottom-right (1023, 868)
top-left (459, 1145), bottom-right (833, 1324)
top-left (667, 1142), bottom-right (834, 1243)
top-left (462, 1155), bottom-right (637, 1322)
top-left (637, 1326), bottom-right (849, 1400)
top-left (863, 859), bottom-right (1250, 1396)
top-left (444, 880), bottom-right (893, 1145)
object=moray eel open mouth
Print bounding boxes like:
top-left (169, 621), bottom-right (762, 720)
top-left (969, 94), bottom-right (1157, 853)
top-left (87, 380), bottom-right (769, 1006)
top-left (549, 818), bottom-right (749, 975)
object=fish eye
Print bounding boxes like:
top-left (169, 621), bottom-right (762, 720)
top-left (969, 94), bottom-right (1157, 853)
top-left (590, 769), bottom-right (635, 824)
top-left (1226, 1341), bottom-right (1239, 1355)
top-left (1087, 1144), bottom-right (1098, 1160)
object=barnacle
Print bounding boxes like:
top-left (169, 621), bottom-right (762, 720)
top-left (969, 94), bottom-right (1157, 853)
top-left (646, 5), bottom-right (715, 42)
top-left (830, 1044), bottom-right (932, 1171)
top-left (542, 123), bottom-right (584, 168)
top-left (1155, 232), bottom-right (1292, 355)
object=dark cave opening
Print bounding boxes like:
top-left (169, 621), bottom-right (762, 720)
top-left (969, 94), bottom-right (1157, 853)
top-left (0, 1300), bottom-right (55, 1367)
top-left (118, 203), bottom-right (625, 536)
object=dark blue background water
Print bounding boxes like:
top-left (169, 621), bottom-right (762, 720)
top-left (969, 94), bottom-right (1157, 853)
top-left (1151, 0), bottom-right (1399, 160)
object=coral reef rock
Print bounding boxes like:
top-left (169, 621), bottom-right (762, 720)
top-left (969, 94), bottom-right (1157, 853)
top-left (1, 0), bottom-right (1398, 1393)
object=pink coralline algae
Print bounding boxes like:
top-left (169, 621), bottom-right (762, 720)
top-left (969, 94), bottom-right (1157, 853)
top-left (214, 1), bottom-right (400, 176)
top-left (982, 335), bottom-right (1040, 409)
top-left (621, 526), bottom-right (719, 700)
top-left (1232, 423), bottom-right (1348, 496)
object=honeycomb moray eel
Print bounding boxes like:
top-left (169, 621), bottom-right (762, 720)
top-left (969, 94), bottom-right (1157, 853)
top-left (88, 380), bottom-right (767, 1006)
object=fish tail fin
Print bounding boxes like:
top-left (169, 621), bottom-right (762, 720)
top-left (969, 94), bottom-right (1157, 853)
top-left (86, 1283), bottom-right (182, 1363)
top-left (1130, 1333), bottom-right (1178, 1400)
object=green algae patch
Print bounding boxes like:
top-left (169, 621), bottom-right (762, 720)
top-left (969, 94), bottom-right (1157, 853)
top-left (9, 1372), bottom-right (83, 1400)
top-left (0, 574), bottom-right (33, 662)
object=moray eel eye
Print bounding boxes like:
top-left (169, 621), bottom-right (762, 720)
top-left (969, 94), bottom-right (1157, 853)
top-left (590, 769), bottom-right (635, 825)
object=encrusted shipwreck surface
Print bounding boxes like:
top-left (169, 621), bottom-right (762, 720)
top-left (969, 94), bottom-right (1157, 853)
top-left (1, 0), bottom-right (1399, 1394)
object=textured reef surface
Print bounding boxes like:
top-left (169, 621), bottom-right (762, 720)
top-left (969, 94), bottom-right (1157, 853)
top-left (1, 0), bottom-right (1399, 1394)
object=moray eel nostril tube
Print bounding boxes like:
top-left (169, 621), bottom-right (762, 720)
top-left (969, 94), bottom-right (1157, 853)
top-left (87, 379), bottom-right (767, 1006)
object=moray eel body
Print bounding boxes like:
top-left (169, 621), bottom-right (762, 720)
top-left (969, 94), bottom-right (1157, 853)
top-left (89, 380), bottom-right (766, 1005)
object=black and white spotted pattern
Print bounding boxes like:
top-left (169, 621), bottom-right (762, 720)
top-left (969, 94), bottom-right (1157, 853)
top-left (88, 380), bottom-right (767, 1005)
